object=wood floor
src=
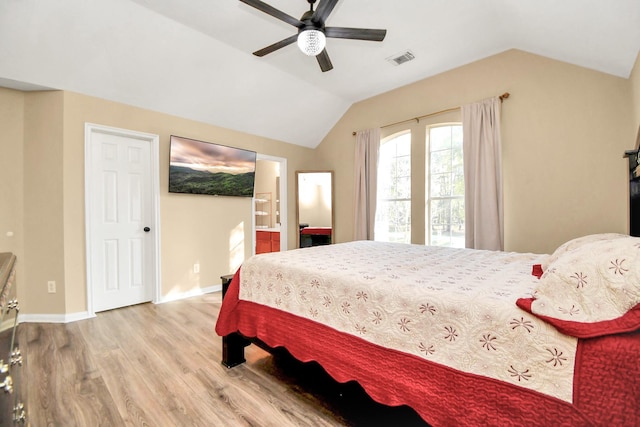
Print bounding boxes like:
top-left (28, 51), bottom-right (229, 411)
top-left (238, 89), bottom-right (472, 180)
top-left (22, 292), bottom-right (429, 426)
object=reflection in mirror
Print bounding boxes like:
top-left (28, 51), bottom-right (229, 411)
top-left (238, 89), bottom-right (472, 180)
top-left (255, 159), bottom-right (282, 254)
top-left (296, 171), bottom-right (333, 248)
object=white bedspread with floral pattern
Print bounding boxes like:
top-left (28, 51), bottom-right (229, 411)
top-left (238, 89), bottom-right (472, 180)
top-left (238, 241), bottom-right (577, 402)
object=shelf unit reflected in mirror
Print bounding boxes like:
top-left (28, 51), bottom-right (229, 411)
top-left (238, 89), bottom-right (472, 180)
top-left (255, 192), bottom-right (271, 230)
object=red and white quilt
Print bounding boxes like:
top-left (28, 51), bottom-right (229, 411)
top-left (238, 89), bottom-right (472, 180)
top-left (238, 241), bottom-right (576, 401)
top-left (217, 240), bottom-right (639, 426)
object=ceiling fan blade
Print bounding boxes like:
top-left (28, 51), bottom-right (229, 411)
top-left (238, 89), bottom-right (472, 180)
top-left (253, 34), bottom-right (298, 57)
top-left (239, 0), bottom-right (304, 28)
top-left (316, 49), bottom-right (333, 72)
top-left (312, 0), bottom-right (339, 26)
top-left (325, 27), bottom-right (387, 41)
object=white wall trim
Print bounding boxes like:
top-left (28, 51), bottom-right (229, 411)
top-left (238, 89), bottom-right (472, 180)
top-left (19, 311), bottom-right (96, 324)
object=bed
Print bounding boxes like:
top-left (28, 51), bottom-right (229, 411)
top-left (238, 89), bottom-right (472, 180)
top-left (215, 235), bottom-right (640, 426)
top-left (299, 226), bottom-right (332, 247)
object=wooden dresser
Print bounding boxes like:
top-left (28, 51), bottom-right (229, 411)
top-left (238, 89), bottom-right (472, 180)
top-left (0, 253), bottom-right (26, 425)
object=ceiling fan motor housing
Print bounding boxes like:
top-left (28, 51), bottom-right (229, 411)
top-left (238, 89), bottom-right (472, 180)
top-left (299, 9), bottom-right (322, 28)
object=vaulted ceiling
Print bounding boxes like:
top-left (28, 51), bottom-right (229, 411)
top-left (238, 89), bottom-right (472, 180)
top-left (1, 0), bottom-right (639, 148)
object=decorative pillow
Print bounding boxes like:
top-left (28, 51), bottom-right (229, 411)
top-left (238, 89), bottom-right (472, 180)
top-left (517, 236), bottom-right (640, 338)
top-left (540, 233), bottom-right (630, 271)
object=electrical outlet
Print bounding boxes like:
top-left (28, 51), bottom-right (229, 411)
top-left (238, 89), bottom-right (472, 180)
top-left (193, 263), bottom-right (200, 274)
top-left (47, 281), bottom-right (56, 293)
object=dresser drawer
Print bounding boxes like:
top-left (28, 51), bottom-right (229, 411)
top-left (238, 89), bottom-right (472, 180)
top-left (0, 254), bottom-right (26, 426)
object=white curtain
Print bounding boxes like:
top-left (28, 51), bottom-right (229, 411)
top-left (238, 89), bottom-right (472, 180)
top-left (353, 128), bottom-right (381, 240)
top-left (462, 97), bottom-right (504, 251)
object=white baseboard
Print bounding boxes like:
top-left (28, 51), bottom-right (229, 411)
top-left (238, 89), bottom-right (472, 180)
top-left (16, 285), bottom-right (222, 324)
top-left (20, 311), bottom-right (96, 324)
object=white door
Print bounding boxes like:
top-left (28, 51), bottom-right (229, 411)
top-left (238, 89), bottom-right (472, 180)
top-left (85, 124), bottom-right (160, 313)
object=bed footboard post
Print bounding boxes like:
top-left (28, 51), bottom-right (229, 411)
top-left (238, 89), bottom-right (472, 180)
top-left (221, 274), bottom-right (248, 368)
top-left (222, 333), bottom-right (248, 368)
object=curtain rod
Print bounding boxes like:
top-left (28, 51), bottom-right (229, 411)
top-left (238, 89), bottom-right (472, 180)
top-left (352, 92), bottom-right (510, 136)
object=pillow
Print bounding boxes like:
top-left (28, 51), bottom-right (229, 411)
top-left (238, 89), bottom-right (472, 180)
top-left (517, 236), bottom-right (640, 338)
top-left (540, 233), bottom-right (630, 271)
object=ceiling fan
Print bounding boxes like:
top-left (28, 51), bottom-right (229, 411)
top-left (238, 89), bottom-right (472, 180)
top-left (239, 0), bottom-right (387, 72)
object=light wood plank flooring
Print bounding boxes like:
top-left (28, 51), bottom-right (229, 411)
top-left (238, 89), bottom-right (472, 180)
top-left (22, 292), bottom-right (429, 426)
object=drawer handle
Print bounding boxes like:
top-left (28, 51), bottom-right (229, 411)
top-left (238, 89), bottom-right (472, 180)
top-left (7, 299), bottom-right (20, 312)
top-left (0, 375), bottom-right (13, 393)
top-left (11, 348), bottom-right (22, 366)
top-left (13, 402), bottom-right (26, 423)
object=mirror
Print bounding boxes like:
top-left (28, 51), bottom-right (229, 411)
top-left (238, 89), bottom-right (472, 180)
top-left (296, 171), bottom-right (334, 248)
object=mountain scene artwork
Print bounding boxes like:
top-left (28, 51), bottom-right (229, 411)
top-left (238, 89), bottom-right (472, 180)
top-left (169, 135), bottom-right (257, 197)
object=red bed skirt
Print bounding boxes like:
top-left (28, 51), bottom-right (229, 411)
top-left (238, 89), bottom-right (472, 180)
top-left (216, 271), bottom-right (639, 426)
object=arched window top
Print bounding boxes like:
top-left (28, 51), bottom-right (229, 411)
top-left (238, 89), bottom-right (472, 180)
top-left (375, 131), bottom-right (411, 243)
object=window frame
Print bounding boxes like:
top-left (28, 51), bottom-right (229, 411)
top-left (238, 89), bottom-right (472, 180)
top-left (375, 130), bottom-right (412, 244)
top-left (426, 123), bottom-right (464, 247)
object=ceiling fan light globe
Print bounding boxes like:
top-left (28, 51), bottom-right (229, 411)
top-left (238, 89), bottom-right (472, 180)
top-left (297, 29), bottom-right (326, 56)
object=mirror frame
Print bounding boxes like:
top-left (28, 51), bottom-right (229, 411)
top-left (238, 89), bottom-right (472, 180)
top-left (295, 170), bottom-right (335, 248)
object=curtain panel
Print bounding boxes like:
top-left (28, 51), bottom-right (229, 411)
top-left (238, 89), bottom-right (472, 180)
top-left (462, 97), bottom-right (504, 251)
top-left (353, 128), bottom-right (381, 240)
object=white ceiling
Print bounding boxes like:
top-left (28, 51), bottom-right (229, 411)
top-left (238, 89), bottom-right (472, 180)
top-left (1, 0), bottom-right (639, 148)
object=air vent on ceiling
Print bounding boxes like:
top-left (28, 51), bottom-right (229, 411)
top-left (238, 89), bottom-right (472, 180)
top-left (387, 50), bottom-right (415, 66)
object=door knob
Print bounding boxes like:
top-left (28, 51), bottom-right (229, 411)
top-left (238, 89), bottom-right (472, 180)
top-left (144, 227), bottom-right (150, 232)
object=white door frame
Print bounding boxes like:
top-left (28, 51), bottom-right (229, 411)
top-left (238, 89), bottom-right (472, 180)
top-left (84, 123), bottom-right (161, 315)
top-left (255, 154), bottom-right (288, 253)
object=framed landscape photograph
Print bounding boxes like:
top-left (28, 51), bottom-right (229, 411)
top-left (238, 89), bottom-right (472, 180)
top-left (168, 135), bottom-right (257, 197)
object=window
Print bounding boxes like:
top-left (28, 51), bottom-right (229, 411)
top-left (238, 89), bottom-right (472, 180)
top-left (427, 125), bottom-right (464, 247)
top-left (375, 131), bottom-right (411, 243)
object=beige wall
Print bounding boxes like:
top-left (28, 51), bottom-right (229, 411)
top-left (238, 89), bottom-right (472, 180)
top-left (63, 92), bottom-right (313, 314)
top-left (0, 89), bottom-right (313, 316)
top-left (318, 49), bottom-right (635, 254)
top-left (23, 91), bottom-right (66, 314)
